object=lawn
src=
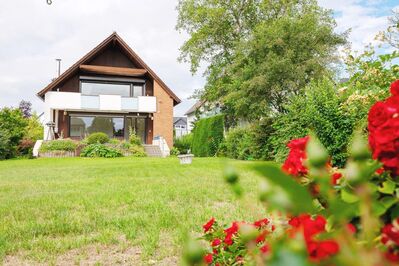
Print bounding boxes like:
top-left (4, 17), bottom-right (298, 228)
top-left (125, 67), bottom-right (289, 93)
top-left (0, 157), bottom-right (266, 265)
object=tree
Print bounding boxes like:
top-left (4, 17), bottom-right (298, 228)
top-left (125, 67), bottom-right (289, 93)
top-left (378, 9), bottom-right (399, 49)
top-left (177, 0), bottom-right (346, 120)
top-left (0, 108), bottom-right (28, 159)
top-left (18, 100), bottom-right (32, 118)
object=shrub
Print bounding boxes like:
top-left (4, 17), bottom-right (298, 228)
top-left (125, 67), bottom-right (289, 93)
top-left (219, 127), bottom-right (253, 160)
top-left (270, 79), bottom-right (355, 167)
top-left (191, 115), bottom-right (224, 157)
top-left (80, 143), bottom-right (122, 158)
top-left (85, 132), bottom-right (110, 145)
top-left (170, 147), bottom-right (180, 156)
top-left (128, 145), bottom-right (147, 157)
top-left (40, 139), bottom-right (78, 152)
top-left (129, 130), bottom-right (142, 146)
top-left (23, 114), bottom-right (43, 142)
top-left (174, 133), bottom-right (193, 154)
top-left (0, 107), bottom-right (28, 159)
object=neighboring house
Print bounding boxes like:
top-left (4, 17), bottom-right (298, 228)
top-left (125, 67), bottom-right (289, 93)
top-left (37, 32), bottom-right (180, 149)
top-left (173, 117), bottom-right (188, 138)
top-left (184, 100), bottom-right (221, 131)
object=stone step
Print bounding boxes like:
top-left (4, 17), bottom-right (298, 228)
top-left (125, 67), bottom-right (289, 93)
top-left (143, 145), bottom-right (163, 157)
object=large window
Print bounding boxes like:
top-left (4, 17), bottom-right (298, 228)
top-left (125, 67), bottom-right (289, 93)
top-left (70, 115), bottom-right (124, 138)
top-left (80, 81), bottom-right (144, 97)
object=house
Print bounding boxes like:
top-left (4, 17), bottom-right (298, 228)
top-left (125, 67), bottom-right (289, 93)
top-left (37, 32), bottom-right (181, 149)
top-left (173, 117), bottom-right (188, 138)
top-left (184, 100), bottom-right (221, 131)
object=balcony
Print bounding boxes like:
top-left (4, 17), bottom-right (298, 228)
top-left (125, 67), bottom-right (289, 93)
top-left (44, 91), bottom-right (156, 113)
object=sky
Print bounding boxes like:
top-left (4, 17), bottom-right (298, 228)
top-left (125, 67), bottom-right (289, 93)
top-left (0, 0), bottom-right (398, 117)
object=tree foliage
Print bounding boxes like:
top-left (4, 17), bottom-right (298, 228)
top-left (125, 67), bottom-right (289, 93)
top-left (177, 0), bottom-right (346, 119)
top-left (0, 108), bottom-right (28, 159)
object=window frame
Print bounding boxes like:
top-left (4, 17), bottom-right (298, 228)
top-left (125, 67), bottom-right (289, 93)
top-left (68, 113), bottom-right (147, 142)
top-left (79, 77), bottom-right (145, 98)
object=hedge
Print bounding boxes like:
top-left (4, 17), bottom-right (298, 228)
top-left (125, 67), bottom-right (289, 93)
top-left (191, 115), bottom-right (224, 157)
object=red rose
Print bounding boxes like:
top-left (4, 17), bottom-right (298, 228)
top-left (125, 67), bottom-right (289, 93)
top-left (211, 238), bottom-right (221, 247)
top-left (224, 222), bottom-right (239, 235)
top-left (347, 223), bottom-right (356, 234)
top-left (385, 248), bottom-right (399, 262)
top-left (254, 218), bottom-right (269, 228)
top-left (204, 253), bottom-right (213, 264)
top-left (390, 80), bottom-right (399, 96)
top-left (260, 244), bottom-right (270, 254)
top-left (368, 101), bottom-right (395, 130)
top-left (282, 136), bottom-right (309, 177)
top-left (224, 233), bottom-right (233, 246)
top-left (331, 172), bottom-right (342, 185)
top-left (203, 217), bottom-right (215, 233)
top-left (256, 230), bottom-right (268, 243)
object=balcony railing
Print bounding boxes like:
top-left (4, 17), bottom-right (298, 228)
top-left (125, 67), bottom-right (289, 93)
top-left (45, 91), bottom-right (156, 113)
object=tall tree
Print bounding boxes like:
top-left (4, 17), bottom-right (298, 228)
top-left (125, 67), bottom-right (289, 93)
top-left (177, 0), bottom-right (346, 120)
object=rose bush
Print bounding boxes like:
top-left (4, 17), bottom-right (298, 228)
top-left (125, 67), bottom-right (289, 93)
top-left (185, 81), bottom-right (399, 266)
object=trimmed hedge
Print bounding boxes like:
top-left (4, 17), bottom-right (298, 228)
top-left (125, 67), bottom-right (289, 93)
top-left (191, 115), bottom-right (224, 157)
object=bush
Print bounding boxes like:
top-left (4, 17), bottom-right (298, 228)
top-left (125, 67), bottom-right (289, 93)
top-left (129, 130), bottom-right (142, 146)
top-left (128, 145), bottom-right (146, 157)
top-left (40, 139), bottom-right (78, 152)
top-left (219, 127), bottom-right (253, 160)
top-left (174, 133), bottom-right (193, 154)
top-left (80, 143), bottom-right (122, 158)
top-left (0, 108), bottom-right (28, 159)
top-left (191, 115), bottom-right (224, 157)
top-left (270, 79), bottom-right (355, 167)
top-left (85, 132), bottom-right (110, 145)
top-left (170, 147), bottom-right (180, 156)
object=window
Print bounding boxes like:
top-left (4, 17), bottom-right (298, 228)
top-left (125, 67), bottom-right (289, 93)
top-left (81, 82), bottom-right (131, 97)
top-left (70, 115), bottom-right (124, 138)
top-left (126, 117), bottom-right (146, 143)
top-left (80, 81), bottom-right (145, 98)
top-left (133, 85), bottom-right (144, 97)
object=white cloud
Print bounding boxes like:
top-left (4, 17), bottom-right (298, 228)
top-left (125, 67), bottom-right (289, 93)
top-left (0, 0), bottom-right (204, 116)
top-left (319, 0), bottom-right (391, 51)
top-left (0, 0), bottom-right (394, 116)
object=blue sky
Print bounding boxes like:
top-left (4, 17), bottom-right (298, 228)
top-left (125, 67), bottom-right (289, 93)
top-left (0, 0), bottom-right (398, 117)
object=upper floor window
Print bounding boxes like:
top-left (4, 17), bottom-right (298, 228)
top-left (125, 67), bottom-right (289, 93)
top-left (80, 80), bottom-right (144, 97)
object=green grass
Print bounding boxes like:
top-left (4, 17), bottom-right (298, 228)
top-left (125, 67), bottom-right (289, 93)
top-left (0, 157), bottom-right (266, 264)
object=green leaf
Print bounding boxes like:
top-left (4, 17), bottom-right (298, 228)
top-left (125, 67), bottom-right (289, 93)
top-left (378, 179), bottom-right (396, 194)
top-left (252, 162), bottom-right (315, 214)
top-left (341, 188), bottom-right (359, 203)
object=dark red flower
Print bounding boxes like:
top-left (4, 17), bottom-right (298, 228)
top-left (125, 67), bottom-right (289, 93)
top-left (390, 80), bottom-right (399, 96)
top-left (224, 233), bottom-right (234, 246)
top-left (282, 136), bottom-right (309, 177)
top-left (212, 238), bottom-right (221, 247)
top-left (308, 240), bottom-right (340, 261)
top-left (260, 244), bottom-right (270, 254)
top-left (331, 172), bottom-right (342, 185)
top-left (203, 217), bottom-right (215, 233)
top-left (347, 223), bottom-right (356, 234)
top-left (385, 248), bottom-right (399, 262)
top-left (204, 253), bottom-right (213, 264)
top-left (254, 218), bottom-right (269, 228)
top-left (256, 230), bottom-right (268, 243)
top-left (224, 222), bottom-right (239, 235)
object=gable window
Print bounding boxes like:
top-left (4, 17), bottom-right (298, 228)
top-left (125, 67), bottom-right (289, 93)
top-left (80, 80), bottom-right (144, 97)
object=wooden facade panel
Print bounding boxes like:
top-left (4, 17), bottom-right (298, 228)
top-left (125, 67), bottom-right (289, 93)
top-left (88, 45), bottom-right (137, 68)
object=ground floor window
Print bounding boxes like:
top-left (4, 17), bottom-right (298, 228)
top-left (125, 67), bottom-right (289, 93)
top-left (69, 114), bottom-right (146, 143)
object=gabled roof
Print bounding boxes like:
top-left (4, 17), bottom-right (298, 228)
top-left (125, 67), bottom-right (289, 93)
top-left (184, 100), bottom-right (204, 115)
top-left (173, 117), bottom-right (187, 125)
top-left (37, 32), bottom-right (181, 105)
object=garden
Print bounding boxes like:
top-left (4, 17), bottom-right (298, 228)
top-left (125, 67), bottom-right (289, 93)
top-left (1, 0), bottom-right (399, 265)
